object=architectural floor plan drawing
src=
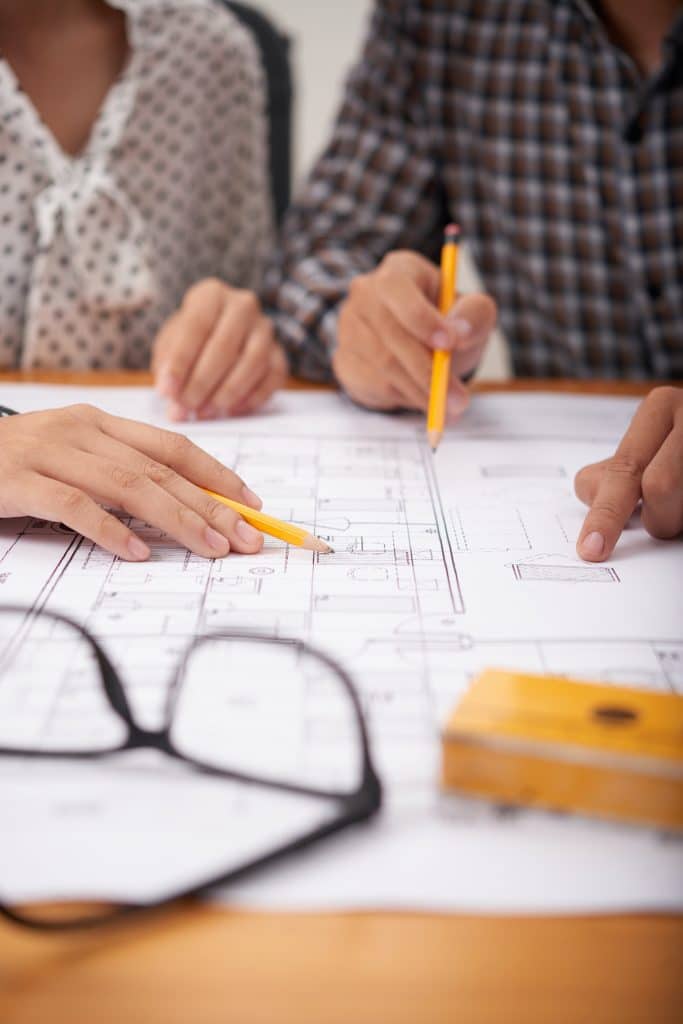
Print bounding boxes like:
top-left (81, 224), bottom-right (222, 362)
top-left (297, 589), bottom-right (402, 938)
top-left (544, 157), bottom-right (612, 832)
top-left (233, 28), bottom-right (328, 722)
top-left (0, 386), bottom-right (682, 912)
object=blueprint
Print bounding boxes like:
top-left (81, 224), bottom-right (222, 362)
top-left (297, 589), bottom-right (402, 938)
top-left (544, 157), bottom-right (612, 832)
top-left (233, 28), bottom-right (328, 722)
top-left (0, 385), bottom-right (682, 912)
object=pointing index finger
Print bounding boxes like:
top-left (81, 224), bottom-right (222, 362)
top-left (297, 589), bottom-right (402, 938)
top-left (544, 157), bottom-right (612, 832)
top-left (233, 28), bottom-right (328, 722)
top-left (576, 393), bottom-right (674, 561)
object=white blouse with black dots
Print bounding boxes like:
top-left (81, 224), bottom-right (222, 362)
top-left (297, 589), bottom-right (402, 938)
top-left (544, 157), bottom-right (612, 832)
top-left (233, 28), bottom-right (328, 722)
top-left (0, 0), bottom-right (272, 370)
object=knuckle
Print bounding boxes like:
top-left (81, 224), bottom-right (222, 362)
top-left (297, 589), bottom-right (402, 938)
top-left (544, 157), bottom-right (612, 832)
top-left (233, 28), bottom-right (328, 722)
top-left (573, 470), bottom-right (595, 506)
top-left (641, 510), bottom-right (680, 541)
top-left (573, 467), bottom-right (587, 490)
top-left (97, 509), bottom-right (117, 538)
top-left (646, 385), bottom-right (678, 408)
top-left (590, 498), bottom-right (625, 524)
top-left (606, 453), bottom-right (644, 483)
top-left (642, 465), bottom-right (678, 504)
top-left (60, 403), bottom-right (96, 428)
top-left (70, 402), bottom-right (97, 418)
top-left (234, 288), bottom-right (259, 316)
top-left (109, 464), bottom-right (143, 491)
top-left (184, 277), bottom-right (226, 307)
top-left (142, 458), bottom-right (176, 488)
top-left (58, 487), bottom-right (88, 516)
top-left (162, 428), bottom-right (193, 462)
top-left (181, 279), bottom-right (229, 335)
top-left (0, 468), bottom-right (29, 514)
top-left (573, 462), bottom-right (599, 493)
top-left (174, 502), bottom-right (200, 534)
top-left (201, 496), bottom-right (229, 523)
top-left (348, 274), bottom-right (369, 301)
top-left (4, 438), bottom-right (32, 467)
top-left (381, 249), bottom-right (411, 272)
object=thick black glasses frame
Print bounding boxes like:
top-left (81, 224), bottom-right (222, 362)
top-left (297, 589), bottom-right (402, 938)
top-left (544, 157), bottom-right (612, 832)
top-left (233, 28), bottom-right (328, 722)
top-left (0, 604), bottom-right (382, 931)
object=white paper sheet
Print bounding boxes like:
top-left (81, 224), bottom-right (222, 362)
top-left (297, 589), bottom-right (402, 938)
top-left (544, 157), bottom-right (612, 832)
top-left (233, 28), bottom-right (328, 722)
top-left (0, 384), bottom-right (681, 913)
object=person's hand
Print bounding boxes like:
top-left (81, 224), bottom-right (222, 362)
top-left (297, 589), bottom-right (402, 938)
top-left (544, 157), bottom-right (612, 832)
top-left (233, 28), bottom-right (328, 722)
top-left (0, 405), bottom-right (266, 561)
top-left (334, 250), bottom-right (497, 416)
top-left (153, 278), bottom-right (288, 421)
top-left (575, 386), bottom-right (683, 561)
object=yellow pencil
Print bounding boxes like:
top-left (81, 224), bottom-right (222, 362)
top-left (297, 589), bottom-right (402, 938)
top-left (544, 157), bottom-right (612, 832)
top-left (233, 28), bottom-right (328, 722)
top-left (427, 224), bottom-right (460, 452)
top-left (202, 489), bottom-right (334, 554)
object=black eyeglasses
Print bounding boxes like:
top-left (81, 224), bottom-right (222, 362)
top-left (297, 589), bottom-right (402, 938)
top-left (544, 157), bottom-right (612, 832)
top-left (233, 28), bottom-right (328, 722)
top-left (0, 604), bottom-right (382, 931)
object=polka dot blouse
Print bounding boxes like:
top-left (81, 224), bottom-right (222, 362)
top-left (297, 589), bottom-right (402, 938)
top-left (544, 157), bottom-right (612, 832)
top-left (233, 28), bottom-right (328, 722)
top-left (0, 0), bottom-right (273, 370)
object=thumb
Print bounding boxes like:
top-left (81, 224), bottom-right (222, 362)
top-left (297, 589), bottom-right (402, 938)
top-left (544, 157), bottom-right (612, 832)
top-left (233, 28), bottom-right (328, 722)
top-left (446, 293), bottom-right (498, 350)
top-left (446, 293), bottom-right (497, 377)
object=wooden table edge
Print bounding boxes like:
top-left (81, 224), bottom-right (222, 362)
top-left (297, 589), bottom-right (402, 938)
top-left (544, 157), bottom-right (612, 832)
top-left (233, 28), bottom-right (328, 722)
top-left (0, 370), bottom-right (660, 396)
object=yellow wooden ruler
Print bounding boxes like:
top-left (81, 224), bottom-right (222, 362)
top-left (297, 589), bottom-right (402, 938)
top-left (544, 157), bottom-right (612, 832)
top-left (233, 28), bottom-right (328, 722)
top-left (442, 669), bottom-right (683, 830)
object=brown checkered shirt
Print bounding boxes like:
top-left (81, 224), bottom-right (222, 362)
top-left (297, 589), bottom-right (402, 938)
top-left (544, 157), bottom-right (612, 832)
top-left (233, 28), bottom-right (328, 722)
top-left (264, 0), bottom-right (683, 380)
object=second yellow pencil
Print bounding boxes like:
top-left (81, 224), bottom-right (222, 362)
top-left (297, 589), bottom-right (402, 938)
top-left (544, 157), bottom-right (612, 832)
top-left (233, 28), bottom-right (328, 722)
top-left (427, 224), bottom-right (460, 452)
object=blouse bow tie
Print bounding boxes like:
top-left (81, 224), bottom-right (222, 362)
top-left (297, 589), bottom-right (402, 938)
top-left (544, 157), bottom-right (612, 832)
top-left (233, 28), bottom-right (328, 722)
top-left (33, 165), bottom-right (158, 311)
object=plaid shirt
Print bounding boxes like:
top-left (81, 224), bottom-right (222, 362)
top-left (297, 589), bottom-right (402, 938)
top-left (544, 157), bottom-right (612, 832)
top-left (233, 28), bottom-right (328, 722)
top-left (264, 0), bottom-right (683, 381)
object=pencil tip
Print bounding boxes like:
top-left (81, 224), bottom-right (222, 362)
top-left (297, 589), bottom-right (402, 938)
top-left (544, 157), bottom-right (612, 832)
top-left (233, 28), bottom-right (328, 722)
top-left (306, 536), bottom-right (334, 554)
top-left (427, 429), bottom-right (443, 452)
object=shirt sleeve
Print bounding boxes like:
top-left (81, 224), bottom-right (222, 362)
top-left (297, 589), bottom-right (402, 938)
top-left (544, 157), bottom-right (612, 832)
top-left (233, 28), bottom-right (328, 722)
top-left (262, 0), bottom-right (446, 381)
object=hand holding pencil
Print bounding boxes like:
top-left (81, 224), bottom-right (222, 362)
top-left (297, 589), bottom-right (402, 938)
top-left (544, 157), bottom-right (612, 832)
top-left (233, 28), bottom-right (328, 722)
top-left (0, 403), bottom-right (332, 561)
top-left (334, 244), bottom-right (496, 419)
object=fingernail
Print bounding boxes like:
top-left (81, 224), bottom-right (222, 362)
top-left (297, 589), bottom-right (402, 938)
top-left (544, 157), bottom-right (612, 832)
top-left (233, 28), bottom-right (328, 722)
top-left (205, 526), bottom-right (230, 554)
top-left (157, 370), bottom-right (179, 399)
top-left (236, 519), bottom-right (261, 546)
top-left (167, 402), bottom-right (187, 422)
top-left (127, 536), bottom-right (150, 561)
top-left (430, 329), bottom-right (452, 350)
top-left (241, 485), bottom-right (262, 509)
top-left (580, 531), bottom-right (605, 559)
top-left (448, 316), bottom-right (473, 339)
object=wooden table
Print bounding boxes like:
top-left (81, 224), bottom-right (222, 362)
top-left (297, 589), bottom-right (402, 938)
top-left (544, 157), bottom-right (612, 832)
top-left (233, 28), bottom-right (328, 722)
top-left (1, 372), bottom-right (681, 1024)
